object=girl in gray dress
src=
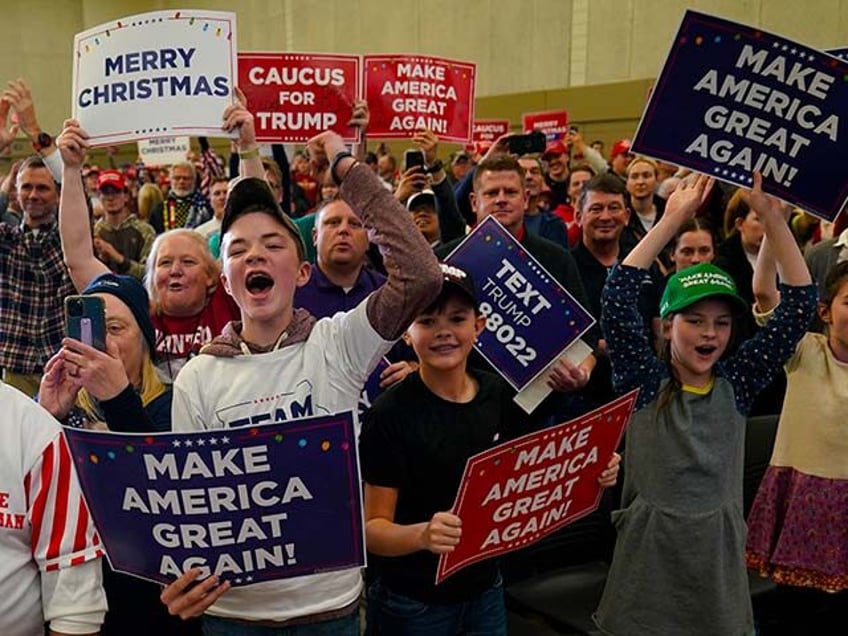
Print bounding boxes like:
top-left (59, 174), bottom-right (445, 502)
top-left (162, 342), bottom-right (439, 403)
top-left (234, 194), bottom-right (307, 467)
top-left (594, 174), bottom-right (816, 635)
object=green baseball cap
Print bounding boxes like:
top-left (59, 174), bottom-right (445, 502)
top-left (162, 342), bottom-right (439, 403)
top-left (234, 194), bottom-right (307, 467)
top-left (660, 263), bottom-right (748, 319)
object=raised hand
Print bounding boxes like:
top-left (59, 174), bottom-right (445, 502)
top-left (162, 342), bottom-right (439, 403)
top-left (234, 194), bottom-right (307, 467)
top-left (222, 86), bottom-right (256, 150)
top-left (746, 171), bottom-right (791, 223)
top-left (348, 99), bottom-right (369, 129)
top-left (394, 166), bottom-right (428, 203)
top-left (3, 79), bottom-right (40, 137)
top-left (412, 129), bottom-right (439, 166)
top-left (663, 173), bottom-right (714, 222)
top-left (56, 119), bottom-right (89, 169)
top-left (0, 98), bottom-right (19, 153)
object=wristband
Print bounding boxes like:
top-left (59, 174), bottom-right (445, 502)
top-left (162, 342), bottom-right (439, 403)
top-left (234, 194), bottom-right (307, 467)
top-left (425, 159), bottom-right (444, 174)
top-left (238, 147), bottom-right (260, 160)
top-left (330, 151), bottom-right (355, 185)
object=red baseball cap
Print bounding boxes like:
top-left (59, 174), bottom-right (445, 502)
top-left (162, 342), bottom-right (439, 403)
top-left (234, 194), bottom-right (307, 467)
top-left (610, 139), bottom-right (633, 160)
top-left (542, 140), bottom-right (568, 158)
top-left (97, 170), bottom-right (126, 191)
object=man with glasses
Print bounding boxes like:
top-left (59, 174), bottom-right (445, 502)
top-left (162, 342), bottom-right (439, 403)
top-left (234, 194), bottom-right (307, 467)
top-left (92, 170), bottom-right (156, 280)
top-left (150, 161), bottom-right (213, 232)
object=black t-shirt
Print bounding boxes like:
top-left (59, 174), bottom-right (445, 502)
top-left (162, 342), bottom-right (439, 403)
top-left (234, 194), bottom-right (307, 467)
top-left (359, 370), bottom-right (528, 603)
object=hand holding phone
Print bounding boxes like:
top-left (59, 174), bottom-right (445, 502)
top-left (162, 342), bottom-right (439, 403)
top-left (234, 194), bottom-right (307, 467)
top-left (65, 296), bottom-right (107, 352)
top-left (404, 149), bottom-right (425, 172)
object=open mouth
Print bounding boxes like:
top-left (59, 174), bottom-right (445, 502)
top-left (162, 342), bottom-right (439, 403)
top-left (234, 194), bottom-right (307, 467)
top-left (694, 345), bottom-right (717, 356)
top-left (246, 272), bottom-right (274, 294)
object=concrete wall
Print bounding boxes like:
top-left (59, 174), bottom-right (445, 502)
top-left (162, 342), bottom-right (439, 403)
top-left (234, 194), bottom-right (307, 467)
top-left (0, 1), bottom-right (843, 160)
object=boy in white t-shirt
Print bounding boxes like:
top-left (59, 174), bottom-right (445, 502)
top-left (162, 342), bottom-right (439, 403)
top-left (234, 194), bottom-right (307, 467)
top-left (159, 131), bottom-right (442, 634)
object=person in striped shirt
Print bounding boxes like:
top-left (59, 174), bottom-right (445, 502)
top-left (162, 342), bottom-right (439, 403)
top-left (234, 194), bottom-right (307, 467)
top-left (0, 381), bottom-right (106, 635)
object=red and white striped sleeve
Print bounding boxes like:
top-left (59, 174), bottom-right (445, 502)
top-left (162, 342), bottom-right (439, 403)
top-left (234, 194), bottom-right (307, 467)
top-left (23, 432), bottom-right (104, 571)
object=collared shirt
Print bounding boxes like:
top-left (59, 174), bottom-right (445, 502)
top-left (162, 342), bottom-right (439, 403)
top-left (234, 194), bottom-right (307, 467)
top-left (294, 264), bottom-right (387, 318)
top-left (0, 220), bottom-right (75, 374)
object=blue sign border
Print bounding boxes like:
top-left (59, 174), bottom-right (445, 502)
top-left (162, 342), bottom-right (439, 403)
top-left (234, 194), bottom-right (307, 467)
top-left (65, 412), bottom-right (364, 587)
top-left (445, 217), bottom-right (595, 390)
top-left (633, 10), bottom-right (848, 221)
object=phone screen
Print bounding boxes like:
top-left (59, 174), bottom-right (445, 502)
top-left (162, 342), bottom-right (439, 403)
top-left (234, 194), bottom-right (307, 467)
top-left (404, 150), bottom-right (425, 172)
top-left (65, 296), bottom-right (107, 352)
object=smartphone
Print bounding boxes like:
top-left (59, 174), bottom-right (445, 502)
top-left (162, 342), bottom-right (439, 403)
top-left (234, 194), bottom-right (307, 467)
top-left (404, 149), bottom-right (425, 172)
top-left (507, 131), bottom-right (546, 156)
top-left (65, 295), bottom-right (107, 352)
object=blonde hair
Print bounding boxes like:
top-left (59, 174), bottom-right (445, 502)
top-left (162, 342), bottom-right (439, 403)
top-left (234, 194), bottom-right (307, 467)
top-left (137, 183), bottom-right (163, 221)
top-left (144, 229), bottom-right (220, 314)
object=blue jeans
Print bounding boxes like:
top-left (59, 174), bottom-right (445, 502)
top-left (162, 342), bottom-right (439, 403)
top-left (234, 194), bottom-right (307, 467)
top-left (367, 579), bottom-right (506, 636)
top-left (202, 611), bottom-right (359, 636)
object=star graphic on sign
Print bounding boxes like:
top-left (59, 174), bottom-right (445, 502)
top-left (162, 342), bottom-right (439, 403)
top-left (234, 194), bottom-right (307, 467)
top-left (209, 437), bottom-right (218, 445)
top-left (221, 436), bottom-right (230, 445)
top-left (184, 439), bottom-right (194, 448)
top-left (246, 576), bottom-right (254, 582)
top-left (234, 578), bottom-right (242, 584)
top-left (172, 440), bottom-right (182, 448)
top-left (196, 438), bottom-right (206, 446)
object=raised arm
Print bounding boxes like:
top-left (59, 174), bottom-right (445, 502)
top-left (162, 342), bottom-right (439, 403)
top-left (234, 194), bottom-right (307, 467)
top-left (223, 87), bottom-right (263, 180)
top-left (56, 120), bottom-right (109, 291)
top-left (307, 132), bottom-right (442, 340)
top-left (413, 128), bottom-right (466, 242)
top-left (3, 79), bottom-right (63, 182)
top-left (748, 172), bottom-right (811, 288)
top-left (622, 174), bottom-right (714, 270)
top-left (349, 99), bottom-right (369, 162)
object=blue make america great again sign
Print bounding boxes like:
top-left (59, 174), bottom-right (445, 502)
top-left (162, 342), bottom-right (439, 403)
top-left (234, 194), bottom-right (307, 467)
top-left (633, 10), bottom-right (848, 221)
top-left (64, 411), bottom-right (364, 587)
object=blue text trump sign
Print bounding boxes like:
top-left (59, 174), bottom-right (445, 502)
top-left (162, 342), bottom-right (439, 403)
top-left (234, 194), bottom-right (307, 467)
top-left (73, 10), bottom-right (237, 146)
top-left (444, 216), bottom-right (595, 391)
top-left (63, 412), bottom-right (364, 586)
top-left (633, 10), bottom-right (848, 221)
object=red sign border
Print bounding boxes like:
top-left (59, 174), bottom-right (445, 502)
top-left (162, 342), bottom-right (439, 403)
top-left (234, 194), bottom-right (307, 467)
top-left (362, 54), bottom-right (477, 143)
top-left (238, 51), bottom-right (362, 144)
top-left (436, 389), bottom-right (638, 583)
top-left (521, 109), bottom-right (569, 135)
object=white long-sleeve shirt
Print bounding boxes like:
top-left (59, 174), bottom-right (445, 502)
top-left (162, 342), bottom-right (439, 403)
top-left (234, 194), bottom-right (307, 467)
top-left (0, 382), bottom-right (106, 636)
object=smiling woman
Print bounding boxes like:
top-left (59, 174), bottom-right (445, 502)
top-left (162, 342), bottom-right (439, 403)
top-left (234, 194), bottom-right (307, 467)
top-left (145, 229), bottom-right (240, 380)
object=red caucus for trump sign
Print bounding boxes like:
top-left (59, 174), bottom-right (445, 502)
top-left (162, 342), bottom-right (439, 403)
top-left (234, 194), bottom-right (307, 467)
top-left (472, 120), bottom-right (511, 145)
top-left (436, 389), bottom-right (637, 584)
top-left (238, 52), bottom-right (360, 143)
top-left (363, 55), bottom-right (476, 142)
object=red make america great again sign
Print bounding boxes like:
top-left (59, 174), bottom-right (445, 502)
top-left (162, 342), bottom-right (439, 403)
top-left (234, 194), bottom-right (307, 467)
top-left (364, 54), bottom-right (476, 143)
top-left (436, 389), bottom-right (637, 584)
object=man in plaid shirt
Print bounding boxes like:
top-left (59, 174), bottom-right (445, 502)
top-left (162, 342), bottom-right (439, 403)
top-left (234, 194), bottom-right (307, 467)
top-left (0, 155), bottom-right (74, 397)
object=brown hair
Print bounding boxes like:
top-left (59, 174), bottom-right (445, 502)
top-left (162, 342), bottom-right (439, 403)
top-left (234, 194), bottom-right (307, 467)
top-left (472, 155), bottom-right (525, 191)
top-left (723, 189), bottom-right (750, 238)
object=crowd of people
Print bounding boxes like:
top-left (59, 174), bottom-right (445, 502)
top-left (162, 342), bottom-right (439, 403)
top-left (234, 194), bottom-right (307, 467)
top-left (1, 74), bottom-right (846, 636)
